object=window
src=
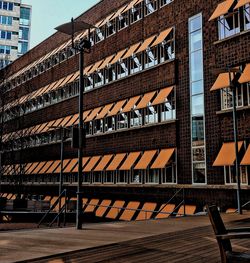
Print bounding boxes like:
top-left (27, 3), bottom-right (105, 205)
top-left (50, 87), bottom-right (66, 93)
top-left (104, 116), bottom-right (115, 132)
top-left (20, 7), bottom-right (31, 26)
top-left (84, 75), bottom-right (93, 91)
top-left (19, 27), bottom-right (29, 40)
top-left (93, 119), bottom-right (103, 134)
top-left (93, 71), bottom-right (104, 87)
top-left (118, 12), bottom-right (129, 31)
top-left (146, 169), bottom-right (159, 184)
top-left (189, 13), bottom-right (206, 184)
top-left (159, 0), bottom-right (173, 7)
top-left (0, 1), bottom-right (13, 10)
top-left (106, 19), bottom-right (116, 37)
top-left (95, 27), bottom-right (105, 43)
top-left (18, 41), bottom-right (28, 54)
top-left (117, 170), bottom-right (129, 184)
top-left (161, 165), bottom-right (177, 184)
top-left (144, 0), bottom-right (157, 16)
top-left (218, 12), bottom-right (240, 40)
top-left (130, 170), bottom-right (143, 184)
top-left (159, 31), bottom-right (175, 62)
top-left (103, 171), bottom-right (114, 184)
top-left (93, 172), bottom-right (102, 184)
top-left (220, 86), bottom-right (243, 110)
top-left (0, 15), bottom-right (12, 25)
top-left (130, 53), bottom-right (143, 74)
top-left (0, 30), bottom-right (11, 40)
top-left (130, 2), bottom-right (143, 24)
top-left (117, 59), bottom-right (128, 79)
top-left (105, 64), bottom-right (116, 83)
top-left (145, 105), bottom-right (158, 124)
top-left (0, 45), bottom-right (11, 54)
top-left (117, 113), bottom-right (128, 130)
top-left (144, 47), bottom-right (158, 69)
top-left (82, 173), bottom-right (91, 184)
top-left (130, 109), bottom-right (142, 127)
top-left (224, 166), bottom-right (248, 185)
top-left (244, 4), bottom-right (250, 30)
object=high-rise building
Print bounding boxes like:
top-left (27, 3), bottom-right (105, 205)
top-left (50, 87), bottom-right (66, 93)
top-left (0, 0), bottom-right (31, 68)
top-left (0, 0), bottom-right (250, 216)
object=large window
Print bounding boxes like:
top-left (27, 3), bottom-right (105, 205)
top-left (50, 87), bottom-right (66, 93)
top-left (224, 166), bottom-right (248, 185)
top-left (130, 2), bottom-right (143, 24)
top-left (218, 12), bottom-right (240, 40)
top-left (19, 27), bottom-right (29, 40)
top-left (0, 1), bottom-right (13, 11)
top-left (18, 41), bottom-right (28, 54)
top-left (220, 86), bottom-right (243, 110)
top-left (20, 7), bottom-right (31, 26)
top-left (0, 45), bottom-right (11, 54)
top-left (189, 13), bottom-right (206, 184)
top-left (244, 4), bottom-right (250, 30)
top-left (0, 30), bottom-right (11, 40)
top-left (0, 15), bottom-right (12, 25)
top-left (144, 0), bottom-right (157, 16)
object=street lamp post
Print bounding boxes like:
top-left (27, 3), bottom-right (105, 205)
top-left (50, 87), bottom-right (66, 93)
top-left (55, 18), bottom-right (95, 229)
top-left (228, 67), bottom-right (242, 214)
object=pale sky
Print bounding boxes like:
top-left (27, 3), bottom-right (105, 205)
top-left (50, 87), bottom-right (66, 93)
top-left (22, 0), bottom-right (100, 48)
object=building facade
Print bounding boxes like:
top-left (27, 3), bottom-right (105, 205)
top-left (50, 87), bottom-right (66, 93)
top-left (0, 0), bottom-right (31, 68)
top-left (0, 0), bottom-right (249, 213)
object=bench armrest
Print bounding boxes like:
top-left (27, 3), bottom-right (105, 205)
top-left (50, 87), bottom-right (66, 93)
top-left (217, 232), bottom-right (250, 240)
top-left (227, 227), bottom-right (250, 233)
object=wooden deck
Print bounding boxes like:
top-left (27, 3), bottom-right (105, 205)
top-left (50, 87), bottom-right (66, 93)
top-left (0, 212), bottom-right (249, 263)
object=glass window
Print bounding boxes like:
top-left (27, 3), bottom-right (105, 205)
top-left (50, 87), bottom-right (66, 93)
top-left (130, 54), bottom-right (143, 74)
top-left (160, 0), bottom-right (173, 7)
top-left (218, 13), bottom-right (240, 40)
top-left (192, 116), bottom-right (204, 146)
top-left (117, 60), bottom-right (128, 79)
top-left (144, 47), bottom-right (158, 69)
top-left (224, 166), bottom-right (248, 185)
top-left (130, 2), bottom-right (143, 24)
top-left (191, 80), bottom-right (203, 95)
top-left (145, 105), bottom-right (158, 124)
top-left (161, 165), bottom-right (176, 184)
top-left (191, 94), bottom-right (204, 116)
top-left (193, 162), bottom-right (206, 184)
top-left (190, 50), bottom-right (203, 82)
top-left (117, 113), bottom-right (128, 130)
top-left (130, 170), bottom-right (143, 184)
top-left (106, 19), bottom-right (116, 37)
top-left (20, 7), bottom-right (31, 26)
top-left (0, 15), bottom-right (12, 25)
top-left (144, 0), bottom-right (157, 16)
top-left (130, 109), bottom-right (143, 127)
top-left (117, 170), bottom-right (129, 184)
top-left (118, 13), bottom-right (129, 31)
top-left (244, 4), bottom-right (250, 30)
top-left (220, 86), bottom-right (243, 110)
top-left (95, 27), bottom-right (104, 43)
top-left (18, 41), bottom-right (28, 54)
top-left (19, 27), bottom-right (29, 40)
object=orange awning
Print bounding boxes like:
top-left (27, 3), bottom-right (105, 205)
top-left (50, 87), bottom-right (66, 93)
top-left (64, 159), bottom-right (78, 173)
top-left (96, 104), bottom-right (114, 120)
top-left (107, 100), bottom-right (126, 116)
top-left (109, 49), bottom-right (127, 65)
top-left (134, 150), bottom-right (157, 169)
top-left (54, 159), bottom-right (71, 173)
top-left (83, 156), bottom-right (101, 172)
top-left (213, 141), bottom-right (243, 166)
top-left (60, 115), bottom-right (73, 127)
top-left (122, 43), bottom-right (141, 60)
top-left (38, 161), bottom-right (54, 174)
top-left (151, 87), bottom-right (173, 105)
top-left (112, 5), bottom-right (127, 20)
top-left (66, 114), bottom-right (79, 126)
top-left (119, 152), bottom-right (141, 170)
top-left (241, 145), bottom-right (250, 165)
top-left (209, 0), bottom-right (235, 21)
top-left (239, 64), bottom-right (250, 84)
top-left (135, 91), bottom-right (156, 109)
top-left (71, 157), bottom-right (90, 173)
top-left (234, 0), bottom-right (250, 9)
top-left (151, 148), bottom-right (175, 169)
top-left (98, 12), bottom-right (115, 27)
top-left (31, 162), bottom-right (47, 174)
top-left (151, 28), bottom-right (173, 47)
top-left (46, 160), bottom-right (61, 174)
top-left (59, 73), bottom-right (74, 87)
top-left (83, 110), bottom-right (91, 121)
top-left (50, 77), bottom-right (66, 92)
top-left (26, 162), bottom-right (40, 174)
top-left (98, 55), bottom-right (115, 70)
top-left (68, 71), bottom-right (80, 83)
top-left (87, 60), bottom-right (104, 74)
top-left (122, 0), bottom-right (141, 13)
top-left (210, 72), bottom-right (234, 91)
top-left (94, 155), bottom-right (113, 171)
top-left (106, 153), bottom-right (126, 171)
top-left (122, 96), bottom-right (140, 113)
top-left (85, 107), bottom-right (102, 122)
top-left (52, 117), bottom-right (64, 128)
top-left (135, 35), bottom-right (157, 54)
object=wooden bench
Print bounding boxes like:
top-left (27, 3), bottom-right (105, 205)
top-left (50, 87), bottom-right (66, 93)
top-left (207, 205), bottom-right (250, 262)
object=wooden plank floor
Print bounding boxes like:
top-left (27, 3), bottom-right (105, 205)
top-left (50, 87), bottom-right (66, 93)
top-left (11, 214), bottom-right (250, 263)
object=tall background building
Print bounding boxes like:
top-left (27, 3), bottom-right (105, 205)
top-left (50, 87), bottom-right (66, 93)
top-left (0, 0), bottom-right (31, 69)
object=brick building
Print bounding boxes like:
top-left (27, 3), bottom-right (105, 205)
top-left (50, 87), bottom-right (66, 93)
top-left (0, 0), bottom-right (250, 214)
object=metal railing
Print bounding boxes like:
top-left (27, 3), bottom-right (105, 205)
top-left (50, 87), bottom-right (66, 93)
top-left (37, 189), bottom-right (67, 228)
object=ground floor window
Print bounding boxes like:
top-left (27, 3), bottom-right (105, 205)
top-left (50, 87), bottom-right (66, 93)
top-left (224, 166), bottom-right (248, 185)
top-left (82, 173), bottom-right (91, 184)
top-left (117, 170), bottom-right (129, 184)
top-left (103, 171), bottom-right (114, 184)
top-left (130, 170), bottom-right (143, 184)
top-left (161, 165), bottom-right (177, 184)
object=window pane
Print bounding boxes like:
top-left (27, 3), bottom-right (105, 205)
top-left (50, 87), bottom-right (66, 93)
top-left (190, 30), bottom-right (202, 52)
top-left (189, 16), bottom-right (202, 32)
top-left (191, 80), bottom-right (203, 95)
top-left (191, 50), bottom-right (203, 81)
top-left (191, 94), bottom-right (204, 116)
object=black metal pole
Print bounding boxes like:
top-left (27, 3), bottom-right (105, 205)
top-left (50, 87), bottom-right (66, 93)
top-left (77, 47), bottom-right (84, 229)
top-left (58, 128), bottom-right (64, 226)
top-left (229, 71), bottom-right (242, 214)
